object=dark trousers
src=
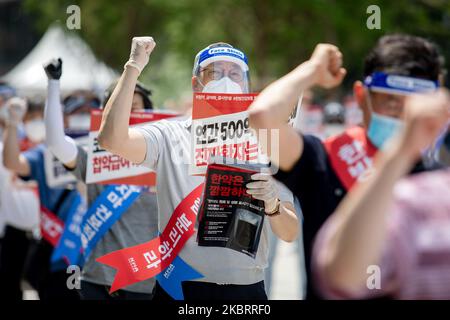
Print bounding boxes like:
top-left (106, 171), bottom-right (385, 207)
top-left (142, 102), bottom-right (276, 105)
top-left (0, 225), bottom-right (31, 300)
top-left (153, 280), bottom-right (268, 301)
top-left (24, 240), bottom-right (80, 300)
top-left (79, 280), bottom-right (154, 300)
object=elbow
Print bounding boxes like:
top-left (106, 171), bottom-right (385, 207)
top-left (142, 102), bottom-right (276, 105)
top-left (281, 235), bottom-right (297, 243)
top-left (3, 155), bottom-right (18, 173)
top-left (97, 131), bottom-right (116, 153)
top-left (248, 108), bottom-right (272, 131)
top-left (272, 222), bottom-right (299, 243)
top-left (3, 157), bottom-right (12, 171)
top-left (317, 250), bottom-right (366, 295)
top-left (280, 229), bottom-right (299, 243)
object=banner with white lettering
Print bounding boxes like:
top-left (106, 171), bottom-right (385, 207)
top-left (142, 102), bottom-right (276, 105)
top-left (86, 109), bottom-right (179, 186)
top-left (190, 93), bottom-right (261, 176)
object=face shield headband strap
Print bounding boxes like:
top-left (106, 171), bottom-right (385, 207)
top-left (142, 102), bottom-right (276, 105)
top-left (363, 72), bottom-right (439, 96)
top-left (363, 71), bottom-right (441, 113)
top-left (194, 46), bottom-right (249, 74)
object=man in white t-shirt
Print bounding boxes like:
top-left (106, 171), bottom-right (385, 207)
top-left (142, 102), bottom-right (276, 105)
top-left (97, 38), bottom-right (299, 300)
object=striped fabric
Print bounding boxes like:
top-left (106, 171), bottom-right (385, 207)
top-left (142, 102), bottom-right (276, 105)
top-left (313, 168), bottom-right (450, 300)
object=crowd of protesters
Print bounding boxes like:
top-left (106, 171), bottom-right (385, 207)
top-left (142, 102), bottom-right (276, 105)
top-left (0, 31), bottom-right (449, 301)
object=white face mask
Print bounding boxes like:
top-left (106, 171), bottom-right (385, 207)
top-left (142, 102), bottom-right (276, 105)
top-left (202, 77), bottom-right (243, 94)
top-left (24, 119), bottom-right (46, 143)
top-left (68, 114), bottom-right (91, 131)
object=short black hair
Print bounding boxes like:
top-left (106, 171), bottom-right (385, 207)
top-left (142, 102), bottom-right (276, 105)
top-left (103, 80), bottom-right (153, 109)
top-left (27, 98), bottom-right (45, 114)
top-left (364, 34), bottom-right (446, 81)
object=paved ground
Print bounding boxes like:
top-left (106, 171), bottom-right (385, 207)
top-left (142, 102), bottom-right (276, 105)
top-left (269, 240), bottom-right (305, 300)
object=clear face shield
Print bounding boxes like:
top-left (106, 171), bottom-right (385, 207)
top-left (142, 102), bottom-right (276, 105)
top-left (195, 61), bottom-right (250, 94)
top-left (363, 72), bottom-right (441, 151)
top-left (193, 45), bottom-right (250, 94)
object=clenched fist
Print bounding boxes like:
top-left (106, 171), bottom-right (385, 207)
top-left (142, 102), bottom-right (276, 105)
top-left (126, 36), bottom-right (156, 74)
top-left (308, 44), bottom-right (346, 89)
top-left (6, 97), bottom-right (27, 125)
top-left (399, 89), bottom-right (450, 160)
top-left (43, 58), bottom-right (62, 80)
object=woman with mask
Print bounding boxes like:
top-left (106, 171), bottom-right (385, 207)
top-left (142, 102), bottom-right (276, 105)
top-left (248, 34), bottom-right (446, 299)
top-left (96, 38), bottom-right (299, 300)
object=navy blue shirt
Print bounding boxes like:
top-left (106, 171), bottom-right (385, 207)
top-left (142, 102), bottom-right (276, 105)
top-left (21, 144), bottom-right (79, 222)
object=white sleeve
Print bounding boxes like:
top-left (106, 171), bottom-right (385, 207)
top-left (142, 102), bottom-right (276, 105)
top-left (44, 79), bottom-right (78, 164)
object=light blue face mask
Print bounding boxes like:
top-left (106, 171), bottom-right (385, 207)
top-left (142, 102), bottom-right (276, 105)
top-left (367, 112), bottom-right (403, 149)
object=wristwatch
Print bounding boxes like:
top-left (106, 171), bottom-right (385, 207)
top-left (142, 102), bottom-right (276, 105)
top-left (265, 198), bottom-right (281, 217)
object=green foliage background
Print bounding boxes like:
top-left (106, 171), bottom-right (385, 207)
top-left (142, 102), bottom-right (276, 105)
top-left (23, 0), bottom-right (450, 107)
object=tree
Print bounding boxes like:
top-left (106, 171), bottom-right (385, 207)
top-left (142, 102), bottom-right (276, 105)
top-left (24, 0), bottom-right (450, 105)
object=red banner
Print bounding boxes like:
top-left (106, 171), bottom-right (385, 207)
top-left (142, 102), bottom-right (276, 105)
top-left (40, 206), bottom-right (64, 247)
top-left (87, 109), bottom-right (179, 186)
top-left (96, 182), bottom-right (204, 293)
top-left (192, 93), bottom-right (258, 120)
top-left (190, 93), bottom-right (260, 175)
top-left (324, 126), bottom-right (378, 190)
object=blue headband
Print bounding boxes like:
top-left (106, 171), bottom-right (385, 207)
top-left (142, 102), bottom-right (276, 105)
top-left (194, 46), bottom-right (249, 75)
top-left (0, 85), bottom-right (16, 99)
top-left (64, 96), bottom-right (100, 114)
top-left (364, 72), bottom-right (439, 95)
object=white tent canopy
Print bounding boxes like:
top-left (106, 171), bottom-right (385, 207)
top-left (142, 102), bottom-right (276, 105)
top-left (2, 24), bottom-right (118, 96)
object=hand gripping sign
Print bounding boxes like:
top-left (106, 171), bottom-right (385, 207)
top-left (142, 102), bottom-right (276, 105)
top-left (190, 93), bottom-right (260, 176)
top-left (86, 109), bottom-right (179, 186)
top-left (96, 182), bottom-right (205, 294)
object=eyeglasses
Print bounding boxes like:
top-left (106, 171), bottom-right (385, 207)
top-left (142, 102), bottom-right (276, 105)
top-left (200, 66), bottom-right (245, 82)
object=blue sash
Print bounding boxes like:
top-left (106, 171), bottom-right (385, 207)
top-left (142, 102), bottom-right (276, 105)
top-left (51, 185), bottom-right (143, 267)
top-left (51, 193), bottom-right (87, 266)
top-left (79, 185), bottom-right (143, 263)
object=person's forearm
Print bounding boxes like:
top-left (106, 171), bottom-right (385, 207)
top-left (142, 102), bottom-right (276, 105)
top-left (3, 123), bottom-right (21, 171)
top-left (322, 141), bottom-right (416, 291)
top-left (249, 61), bottom-right (317, 130)
top-left (269, 202), bottom-right (299, 242)
top-left (97, 66), bottom-right (139, 152)
top-left (45, 79), bottom-right (78, 167)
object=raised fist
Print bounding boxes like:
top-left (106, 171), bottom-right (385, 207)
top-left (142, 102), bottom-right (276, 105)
top-left (308, 43), bottom-right (346, 89)
top-left (399, 89), bottom-right (450, 159)
top-left (6, 97), bottom-right (27, 125)
top-left (127, 37), bottom-right (156, 74)
top-left (43, 58), bottom-right (62, 80)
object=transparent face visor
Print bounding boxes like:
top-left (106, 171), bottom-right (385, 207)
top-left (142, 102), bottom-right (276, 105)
top-left (363, 72), bottom-right (441, 117)
top-left (195, 60), bottom-right (250, 93)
